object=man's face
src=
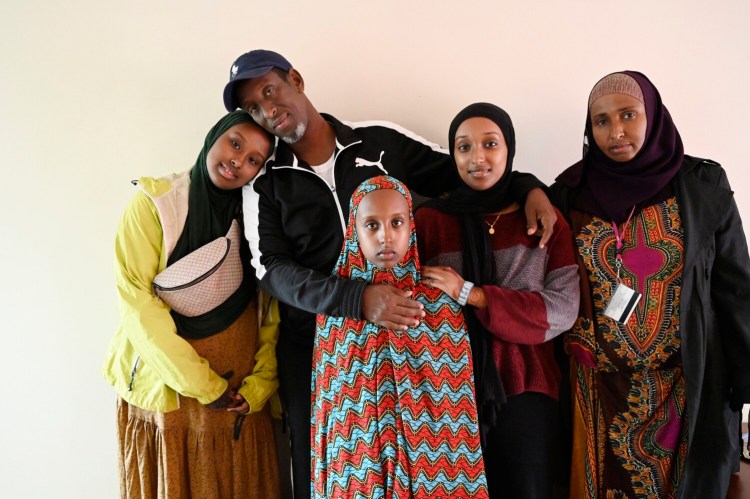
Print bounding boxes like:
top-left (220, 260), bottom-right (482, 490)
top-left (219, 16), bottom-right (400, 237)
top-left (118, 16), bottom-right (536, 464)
top-left (236, 69), bottom-right (309, 144)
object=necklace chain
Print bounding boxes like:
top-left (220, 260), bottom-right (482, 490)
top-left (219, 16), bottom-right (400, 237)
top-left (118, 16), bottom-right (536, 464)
top-left (484, 213), bottom-right (502, 235)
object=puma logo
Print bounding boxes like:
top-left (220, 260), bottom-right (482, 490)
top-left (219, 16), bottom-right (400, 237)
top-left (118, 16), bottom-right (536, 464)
top-left (354, 151), bottom-right (388, 174)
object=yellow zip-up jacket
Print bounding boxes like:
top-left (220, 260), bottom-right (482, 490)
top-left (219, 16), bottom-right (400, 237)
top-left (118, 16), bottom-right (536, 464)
top-left (102, 171), bottom-right (279, 413)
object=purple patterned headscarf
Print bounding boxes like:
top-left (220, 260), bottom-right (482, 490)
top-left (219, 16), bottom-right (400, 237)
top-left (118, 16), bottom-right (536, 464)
top-left (556, 71), bottom-right (684, 222)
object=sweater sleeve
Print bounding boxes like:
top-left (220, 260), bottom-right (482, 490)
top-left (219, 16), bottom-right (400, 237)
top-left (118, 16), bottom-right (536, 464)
top-left (238, 292), bottom-right (280, 413)
top-left (242, 174), bottom-right (367, 319)
top-left (475, 212), bottom-right (580, 344)
top-left (114, 191), bottom-right (227, 403)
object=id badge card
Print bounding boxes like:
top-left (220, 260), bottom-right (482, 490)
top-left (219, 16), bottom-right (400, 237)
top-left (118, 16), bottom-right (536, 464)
top-left (603, 282), bottom-right (642, 324)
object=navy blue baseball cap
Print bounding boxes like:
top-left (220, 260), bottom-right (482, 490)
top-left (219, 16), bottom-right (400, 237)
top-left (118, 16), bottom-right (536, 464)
top-left (223, 50), bottom-right (293, 111)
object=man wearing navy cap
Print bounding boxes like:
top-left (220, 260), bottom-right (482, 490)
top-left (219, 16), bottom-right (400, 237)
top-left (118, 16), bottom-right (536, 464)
top-left (223, 49), bottom-right (557, 498)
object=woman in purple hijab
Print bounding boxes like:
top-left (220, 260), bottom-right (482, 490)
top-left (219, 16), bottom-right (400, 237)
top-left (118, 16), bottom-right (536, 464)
top-left (551, 71), bottom-right (750, 499)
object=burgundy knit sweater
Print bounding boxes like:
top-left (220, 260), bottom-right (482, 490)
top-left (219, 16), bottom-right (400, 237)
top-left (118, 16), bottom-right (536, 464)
top-left (415, 206), bottom-right (579, 399)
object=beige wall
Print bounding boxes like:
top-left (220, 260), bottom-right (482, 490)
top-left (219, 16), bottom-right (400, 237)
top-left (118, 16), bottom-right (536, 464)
top-left (1, 1), bottom-right (748, 497)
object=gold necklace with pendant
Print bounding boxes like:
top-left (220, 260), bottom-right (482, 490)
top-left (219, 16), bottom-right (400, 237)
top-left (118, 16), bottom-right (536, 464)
top-left (484, 212), bottom-right (503, 235)
top-left (483, 203), bottom-right (519, 234)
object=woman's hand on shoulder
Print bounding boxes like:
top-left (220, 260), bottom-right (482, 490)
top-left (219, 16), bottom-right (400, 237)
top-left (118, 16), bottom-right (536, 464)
top-left (422, 266), bottom-right (488, 309)
top-left (524, 187), bottom-right (557, 248)
top-left (422, 266), bottom-right (463, 301)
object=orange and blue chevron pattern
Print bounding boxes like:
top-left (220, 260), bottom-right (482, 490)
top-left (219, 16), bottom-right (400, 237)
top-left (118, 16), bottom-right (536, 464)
top-left (311, 176), bottom-right (488, 498)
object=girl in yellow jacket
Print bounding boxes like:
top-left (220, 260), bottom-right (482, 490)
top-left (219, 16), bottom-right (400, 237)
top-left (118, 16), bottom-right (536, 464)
top-left (102, 111), bottom-right (281, 498)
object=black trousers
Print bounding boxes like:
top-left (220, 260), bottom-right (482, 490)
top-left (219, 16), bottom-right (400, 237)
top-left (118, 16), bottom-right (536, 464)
top-left (483, 392), bottom-right (560, 499)
top-left (276, 337), bottom-right (314, 499)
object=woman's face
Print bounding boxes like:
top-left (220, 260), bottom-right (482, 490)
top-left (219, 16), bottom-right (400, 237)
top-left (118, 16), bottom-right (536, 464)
top-left (589, 93), bottom-right (647, 162)
top-left (206, 122), bottom-right (270, 190)
top-left (453, 117), bottom-right (508, 191)
top-left (355, 189), bottom-right (411, 269)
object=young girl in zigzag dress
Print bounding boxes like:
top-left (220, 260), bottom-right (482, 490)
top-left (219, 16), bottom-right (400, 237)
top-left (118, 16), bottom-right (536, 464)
top-left (311, 175), bottom-right (489, 498)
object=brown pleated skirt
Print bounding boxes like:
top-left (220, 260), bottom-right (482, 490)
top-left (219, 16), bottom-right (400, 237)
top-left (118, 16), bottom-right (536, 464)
top-left (117, 302), bottom-right (280, 499)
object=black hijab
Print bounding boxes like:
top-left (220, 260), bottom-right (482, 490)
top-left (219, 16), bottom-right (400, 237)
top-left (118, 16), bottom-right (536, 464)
top-left (425, 102), bottom-right (515, 447)
top-left (556, 71), bottom-right (684, 223)
top-left (169, 110), bottom-right (272, 338)
top-left (443, 102), bottom-right (516, 214)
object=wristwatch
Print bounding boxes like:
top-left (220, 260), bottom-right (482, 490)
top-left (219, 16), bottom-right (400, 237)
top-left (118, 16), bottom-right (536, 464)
top-left (457, 280), bottom-right (474, 306)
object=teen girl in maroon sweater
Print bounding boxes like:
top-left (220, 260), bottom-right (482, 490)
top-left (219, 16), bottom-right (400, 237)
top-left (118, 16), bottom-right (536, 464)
top-left (416, 103), bottom-right (579, 499)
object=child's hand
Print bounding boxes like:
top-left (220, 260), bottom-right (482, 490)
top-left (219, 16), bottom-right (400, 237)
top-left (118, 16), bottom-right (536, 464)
top-left (422, 266), bottom-right (463, 300)
top-left (205, 387), bottom-right (237, 410)
top-left (227, 392), bottom-right (250, 414)
top-left (362, 284), bottom-right (424, 330)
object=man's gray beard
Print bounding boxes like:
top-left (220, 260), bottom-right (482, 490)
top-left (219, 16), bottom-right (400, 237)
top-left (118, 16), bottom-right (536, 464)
top-left (281, 122), bottom-right (306, 144)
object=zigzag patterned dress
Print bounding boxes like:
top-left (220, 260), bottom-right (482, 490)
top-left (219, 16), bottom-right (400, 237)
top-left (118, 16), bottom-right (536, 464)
top-left (311, 176), bottom-right (488, 498)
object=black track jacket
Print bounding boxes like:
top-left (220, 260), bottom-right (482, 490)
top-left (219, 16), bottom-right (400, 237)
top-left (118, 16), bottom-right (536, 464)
top-left (242, 114), bottom-right (543, 345)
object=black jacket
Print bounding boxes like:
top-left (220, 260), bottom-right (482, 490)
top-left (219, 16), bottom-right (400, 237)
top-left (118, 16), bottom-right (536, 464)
top-left (552, 155), bottom-right (750, 498)
top-left (242, 114), bottom-right (543, 344)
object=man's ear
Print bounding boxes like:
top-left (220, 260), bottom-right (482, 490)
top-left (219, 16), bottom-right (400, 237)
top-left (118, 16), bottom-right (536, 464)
top-left (287, 68), bottom-right (305, 93)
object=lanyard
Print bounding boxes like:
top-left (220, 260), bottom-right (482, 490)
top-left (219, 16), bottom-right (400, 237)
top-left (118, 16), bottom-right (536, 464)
top-left (611, 206), bottom-right (636, 281)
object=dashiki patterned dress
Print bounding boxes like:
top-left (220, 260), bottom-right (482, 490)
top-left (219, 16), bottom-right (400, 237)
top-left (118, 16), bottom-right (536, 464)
top-left (566, 197), bottom-right (689, 499)
top-left (311, 176), bottom-right (488, 499)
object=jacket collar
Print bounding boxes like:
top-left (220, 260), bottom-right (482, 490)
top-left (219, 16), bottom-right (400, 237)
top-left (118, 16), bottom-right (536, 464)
top-left (267, 113), bottom-right (361, 169)
top-left (322, 113), bottom-right (361, 147)
top-left (136, 171), bottom-right (191, 262)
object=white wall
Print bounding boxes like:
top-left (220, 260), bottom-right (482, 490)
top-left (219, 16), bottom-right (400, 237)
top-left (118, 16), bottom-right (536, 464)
top-left (1, 1), bottom-right (748, 497)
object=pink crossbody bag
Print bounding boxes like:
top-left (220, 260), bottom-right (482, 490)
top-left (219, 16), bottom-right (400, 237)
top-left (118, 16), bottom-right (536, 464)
top-left (152, 220), bottom-right (243, 317)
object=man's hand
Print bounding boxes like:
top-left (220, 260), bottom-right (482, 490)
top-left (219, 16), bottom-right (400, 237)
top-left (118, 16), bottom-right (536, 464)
top-left (362, 284), bottom-right (424, 330)
top-left (524, 187), bottom-right (557, 248)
